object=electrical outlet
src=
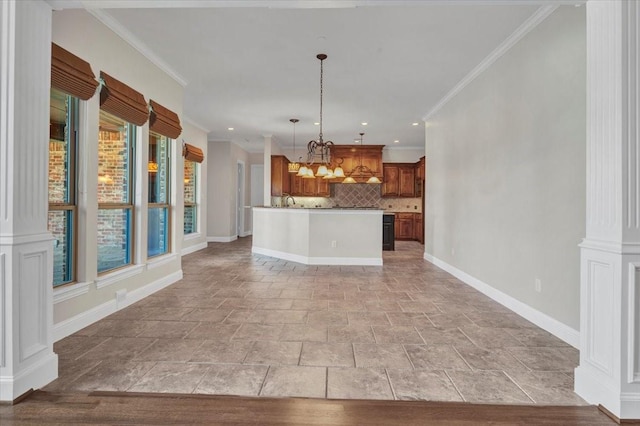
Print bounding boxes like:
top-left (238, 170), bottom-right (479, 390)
top-left (331, 240), bottom-right (337, 248)
top-left (115, 289), bottom-right (127, 307)
top-left (451, 248), bottom-right (455, 256)
top-left (535, 278), bottom-right (542, 293)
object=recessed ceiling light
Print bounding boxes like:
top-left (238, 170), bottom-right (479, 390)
top-left (412, 122), bottom-right (419, 126)
top-left (314, 122), bottom-right (320, 126)
top-left (361, 122), bottom-right (368, 126)
top-left (228, 127), bottom-right (234, 131)
top-left (394, 140), bottom-right (400, 143)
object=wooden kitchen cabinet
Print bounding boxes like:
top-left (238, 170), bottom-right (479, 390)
top-left (399, 166), bottom-right (415, 197)
top-left (383, 163), bottom-right (415, 197)
top-left (414, 212), bottom-right (423, 244)
top-left (394, 213), bottom-right (414, 240)
top-left (382, 165), bottom-right (399, 196)
top-left (331, 145), bottom-right (383, 183)
top-left (289, 174), bottom-right (330, 197)
top-left (416, 156), bottom-right (425, 180)
top-left (271, 155), bottom-right (291, 196)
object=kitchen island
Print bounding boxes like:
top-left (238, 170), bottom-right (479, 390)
top-left (252, 207), bottom-right (383, 266)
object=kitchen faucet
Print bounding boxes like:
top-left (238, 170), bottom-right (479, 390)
top-left (281, 193), bottom-right (296, 207)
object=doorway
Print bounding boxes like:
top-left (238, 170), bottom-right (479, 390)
top-left (236, 161), bottom-right (245, 237)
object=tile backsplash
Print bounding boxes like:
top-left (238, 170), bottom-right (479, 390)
top-left (271, 184), bottom-right (422, 212)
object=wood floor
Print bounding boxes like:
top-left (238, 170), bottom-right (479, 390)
top-left (0, 390), bottom-right (617, 425)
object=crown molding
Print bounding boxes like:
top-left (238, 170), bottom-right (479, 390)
top-left (86, 8), bottom-right (188, 87)
top-left (183, 116), bottom-right (210, 134)
top-left (47, 1), bottom-right (586, 10)
top-left (422, 4), bottom-right (558, 121)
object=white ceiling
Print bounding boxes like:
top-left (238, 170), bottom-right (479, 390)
top-left (51, 1), bottom-right (554, 152)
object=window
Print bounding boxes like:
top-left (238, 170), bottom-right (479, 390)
top-left (48, 88), bottom-right (78, 286)
top-left (97, 111), bottom-right (135, 273)
top-left (148, 133), bottom-right (171, 257)
top-left (184, 159), bottom-right (198, 234)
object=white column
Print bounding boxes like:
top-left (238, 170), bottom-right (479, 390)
top-left (263, 134), bottom-right (274, 206)
top-left (575, 0), bottom-right (640, 420)
top-left (0, 0), bottom-right (57, 401)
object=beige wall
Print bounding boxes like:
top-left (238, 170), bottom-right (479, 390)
top-left (425, 6), bottom-right (585, 330)
top-left (207, 141), bottom-right (253, 240)
top-left (52, 10), bottom-right (186, 328)
top-left (181, 121), bottom-right (208, 254)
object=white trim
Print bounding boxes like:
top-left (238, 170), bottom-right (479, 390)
top-left (146, 253), bottom-right (178, 270)
top-left (46, 1), bottom-right (587, 10)
top-left (95, 264), bottom-right (145, 289)
top-left (207, 236), bottom-right (237, 243)
top-left (181, 241), bottom-right (207, 255)
top-left (0, 232), bottom-right (53, 246)
top-left (183, 232), bottom-right (203, 241)
top-left (0, 352), bottom-right (58, 402)
top-left (183, 117), bottom-right (210, 133)
top-left (422, 4), bottom-right (558, 121)
top-left (580, 239), bottom-right (640, 255)
top-left (53, 281), bottom-right (91, 304)
top-left (53, 270), bottom-right (182, 341)
top-left (252, 246), bottom-right (383, 266)
top-left (240, 231), bottom-right (253, 237)
top-left (424, 252), bottom-right (580, 348)
top-left (85, 9), bottom-right (187, 87)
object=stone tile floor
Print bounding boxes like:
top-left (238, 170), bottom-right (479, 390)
top-left (47, 237), bottom-right (586, 405)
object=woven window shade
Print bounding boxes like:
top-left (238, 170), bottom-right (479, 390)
top-left (183, 143), bottom-right (204, 163)
top-left (149, 100), bottom-right (182, 139)
top-left (99, 71), bottom-right (149, 126)
top-left (51, 43), bottom-right (99, 100)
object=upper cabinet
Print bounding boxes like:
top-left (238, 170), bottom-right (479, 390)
top-left (290, 174), bottom-right (330, 197)
top-left (271, 155), bottom-right (291, 196)
top-left (331, 145), bottom-right (383, 183)
top-left (399, 166), bottom-right (415, 197)
top-left (382, 163), bottom-right (415, 197)
top-left (382, 164), bottom-right (399, 196)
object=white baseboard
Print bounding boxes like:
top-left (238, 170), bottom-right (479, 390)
top-left (181, 241), bottom-right (208, 255)
top-left (0, 353), bottom-right (58, 402)
top-left (252, 246), bottom-right (383, 266)
top-left (240, 231), bottom-right (253, 237)
top-left (424, 252), bottom-right (580, 348)
top-left (53, 270), bottom-right (183, 342)
top-left (207, 236), bottom-right (237, 243)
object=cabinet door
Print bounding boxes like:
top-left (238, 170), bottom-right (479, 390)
top-left (290, 174), bottom-right (303, 196)
top-left (414, 213), bottom-right (423, 243)
top-left (362, 154), bottom-right (382, 178)
top-left (271, 155), bottom-right (290, 196)
top-left (394, 213), bottom-right (414, 240)
top-left (382, 165), bottom-right (399, 197)
top-left (399, 166), bottom-right (415, 197)
top-left (317, 178), bottom-right (330, 197)
top-left (302, 177), bottom-right (317, 196)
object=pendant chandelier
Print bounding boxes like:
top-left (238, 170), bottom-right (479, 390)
top-left (287, 118), bottom-right (300, 173)
top-left (302, 53), bottom-right (336, 179)
top-left (343, 132), bottom-right (382, 184)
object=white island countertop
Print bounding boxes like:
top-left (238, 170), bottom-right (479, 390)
top-left (252, 207), bottom-right (383, 266)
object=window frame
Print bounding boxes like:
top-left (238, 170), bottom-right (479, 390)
top-left (48, 89), bottom-right (79, 287)
top-left (148, 132), bottom-right (171, 258)
top-left (183, 159), bottom-right (198, 235)
top-left (97, 110), bottom-right (137, 275)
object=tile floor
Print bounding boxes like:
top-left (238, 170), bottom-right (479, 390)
top-left (47, 238), bottom-right (587, 405)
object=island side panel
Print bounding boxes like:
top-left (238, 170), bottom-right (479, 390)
top-left (252, 208), bottom-right (311, 261)
top-left (308, 211), bottom-right (382, 264)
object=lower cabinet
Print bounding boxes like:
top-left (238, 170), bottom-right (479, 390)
top-left (414, 213), bottom-right (423, 244)
top-left (392, 212), bottom-right (424, 243)
top-left (394, 213), bottom-right (414, 240)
